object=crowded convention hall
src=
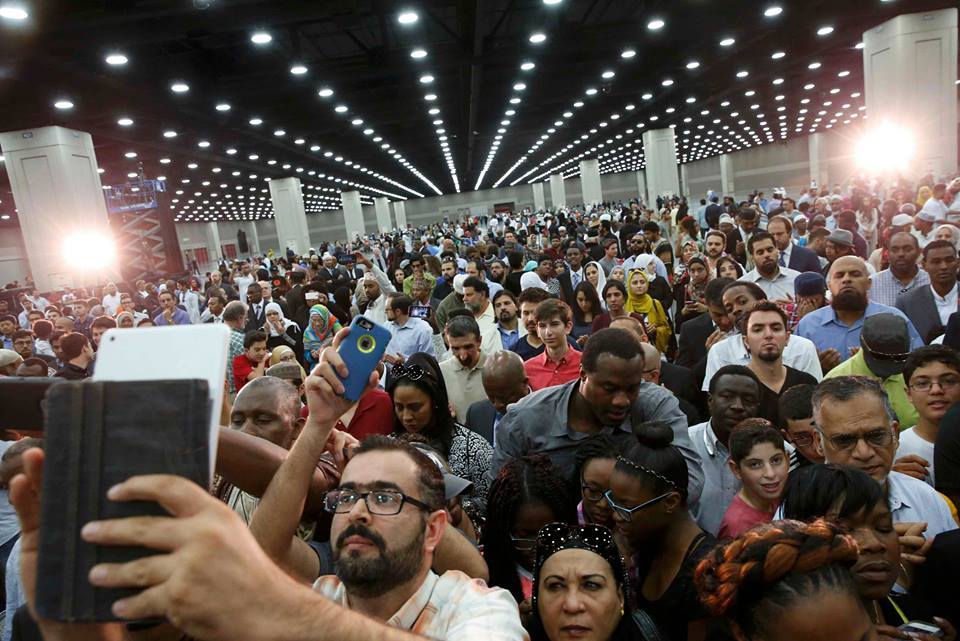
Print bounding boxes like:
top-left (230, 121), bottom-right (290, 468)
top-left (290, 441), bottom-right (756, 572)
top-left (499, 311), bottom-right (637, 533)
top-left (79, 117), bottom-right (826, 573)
top-left (1, 0), bottom-right (960, 640)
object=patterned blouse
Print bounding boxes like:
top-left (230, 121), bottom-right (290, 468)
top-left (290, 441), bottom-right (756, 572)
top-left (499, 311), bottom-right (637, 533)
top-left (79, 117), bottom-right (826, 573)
top-left (448, 423), bottom-right (493, 514)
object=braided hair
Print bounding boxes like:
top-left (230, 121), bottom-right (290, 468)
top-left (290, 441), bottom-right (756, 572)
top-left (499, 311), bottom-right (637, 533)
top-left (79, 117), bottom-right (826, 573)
top-left (481, 454), bottom-right (577, 602)
top-left (695, 519), bottom-right (861, 641)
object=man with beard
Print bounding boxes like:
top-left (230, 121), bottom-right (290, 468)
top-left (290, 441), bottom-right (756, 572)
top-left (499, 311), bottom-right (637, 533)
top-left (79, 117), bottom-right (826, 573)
top-left (766, 215), bottom-right (822, 274)
top-left (464, 260), bottom-right (502, 300)
top-left (439, 315), bottom-right (488, 423)
top-left (896, 239), bottom-right (958, 344)
top-left (742, 232), bottom-right (800, 300)
top-left (797, 256), bottom-right (922, 373)
top-left (487, 259), bottom-right (505, 286)
top-left (492, 290), bottom-right (522, 351)
top-left (869, 232), bottom-right (928, 307)
top-left (702, 230), bottom-right (726, 275)
top-left (490, 328), bottom-right (702, 502)
top-left (742, 301), bottom-right (818, 425)
top-left (689, 365), bottom-right (762, 535)
top-left (461, 276), bottom-right (503, 354)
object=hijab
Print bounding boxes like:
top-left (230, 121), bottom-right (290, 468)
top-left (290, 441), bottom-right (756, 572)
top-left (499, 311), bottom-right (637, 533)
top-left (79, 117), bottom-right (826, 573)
top-left (264, 302), bottom-right (299, 336)
top-left (633, 253), bottom-right (669, 281)
top-left (625, 269), bottom-right (655, 314)
top-left (270, 345), bottom-right (296, 366)
top-left (303, 304), bottom-right (342, 356)
top-left (585, 261), bottom-right (607, 310)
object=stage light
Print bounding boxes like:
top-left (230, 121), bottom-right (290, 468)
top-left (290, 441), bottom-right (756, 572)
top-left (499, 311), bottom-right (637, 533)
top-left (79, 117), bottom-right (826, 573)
top-left (63, 231), bottom-right (117, 271)
top-left (855, 122), bottom-right (915, 174)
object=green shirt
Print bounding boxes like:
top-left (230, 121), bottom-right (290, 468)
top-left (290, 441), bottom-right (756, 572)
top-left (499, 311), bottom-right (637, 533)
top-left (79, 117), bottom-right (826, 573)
top-left (403, 272), bottom-right (437, 296)
top-left (823, 351), bottom-right (918, 429)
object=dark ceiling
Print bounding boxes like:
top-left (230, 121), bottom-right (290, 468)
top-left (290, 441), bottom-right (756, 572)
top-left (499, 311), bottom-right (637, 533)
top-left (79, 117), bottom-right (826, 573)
top-left (0, 0), bottom-right (955, 223)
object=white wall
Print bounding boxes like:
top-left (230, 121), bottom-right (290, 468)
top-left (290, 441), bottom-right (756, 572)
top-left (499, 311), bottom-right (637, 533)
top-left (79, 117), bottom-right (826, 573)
top-left (0, 225), bottom-right (28, 286)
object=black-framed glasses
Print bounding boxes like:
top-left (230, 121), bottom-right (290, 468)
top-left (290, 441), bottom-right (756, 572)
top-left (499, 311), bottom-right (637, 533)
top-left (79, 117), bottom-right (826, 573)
top-left (393, 363), bottom-right (426, 381)
top-left (580, 481), bottom-right (605, 503)
top-left (604, 490), bottom-right (673, 522)
top-left (788, 432), bottom-right (815, 447)
top-left (323, 489), bottom-right (433, 515)
top-left (510, 534), bottom-right (538, 551)
top-left (909, 376), bottom-right (960, 393)
top-left (823, 428), bottom-right (893, 452)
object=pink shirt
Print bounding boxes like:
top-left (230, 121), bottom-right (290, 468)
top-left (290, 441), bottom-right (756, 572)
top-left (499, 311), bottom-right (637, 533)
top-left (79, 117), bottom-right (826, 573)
top-left (718, 494), bottom-right (776, 541)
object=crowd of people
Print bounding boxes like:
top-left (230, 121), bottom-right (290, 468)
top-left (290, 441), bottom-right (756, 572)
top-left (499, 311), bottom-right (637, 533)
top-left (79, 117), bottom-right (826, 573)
top-left (1, 172), bottom-right (960, 641)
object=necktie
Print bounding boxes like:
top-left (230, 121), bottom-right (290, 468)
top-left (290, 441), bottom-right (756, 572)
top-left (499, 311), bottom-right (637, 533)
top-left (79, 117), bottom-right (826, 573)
top-left (572, 272), bottom-right (580, 288)
top-left (778, 253), bottom-right (786, 268)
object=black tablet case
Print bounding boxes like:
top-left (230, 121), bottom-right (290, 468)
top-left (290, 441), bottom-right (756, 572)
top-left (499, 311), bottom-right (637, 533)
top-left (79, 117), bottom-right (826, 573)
top-left (35, 379), bottom-right (210, 622)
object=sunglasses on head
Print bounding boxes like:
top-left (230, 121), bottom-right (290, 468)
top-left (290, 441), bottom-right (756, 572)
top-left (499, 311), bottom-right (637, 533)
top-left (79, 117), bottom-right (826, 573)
top-left (393, 363), bottom-right (427, 381)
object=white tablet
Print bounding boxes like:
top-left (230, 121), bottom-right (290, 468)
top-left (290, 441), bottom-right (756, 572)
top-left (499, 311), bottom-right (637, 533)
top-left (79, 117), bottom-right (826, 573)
top-left (93, 324), bottom-right (231, 482)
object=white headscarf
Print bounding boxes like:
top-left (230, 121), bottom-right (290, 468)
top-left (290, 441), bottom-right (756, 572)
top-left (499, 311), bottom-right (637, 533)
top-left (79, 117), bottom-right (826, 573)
top-left (634, 253), bottom-right (669, 281)
top-left (585, 261), bottom-right (608, 310)
top-left (264, 302), bottom-right (299, 335)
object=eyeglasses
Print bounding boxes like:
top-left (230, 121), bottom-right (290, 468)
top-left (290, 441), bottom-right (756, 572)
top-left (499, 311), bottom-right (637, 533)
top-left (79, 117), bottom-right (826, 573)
top-left (580, 480), bottom-right (605, 503)
top-left (909, 376), bottom-right (960, 393)
top-left (392, 363), bottom-right (427, 381)
top-left (510, 535), bottom-right (538, 551)
top-left (323, 489), bottom-right (433, 516)
top-left (788, 432), bottom-right (815, 447)
top-left (823, 428), bottom-right (893, 452)
top-left (603, 490), bottom-right (673, 522)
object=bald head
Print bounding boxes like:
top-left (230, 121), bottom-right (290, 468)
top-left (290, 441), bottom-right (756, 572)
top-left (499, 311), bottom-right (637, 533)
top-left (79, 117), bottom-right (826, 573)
top-left (828, 256), bottom-right (871, 309)
top-left (231, 376), bottom-right (304, 449)
top-left (609, 315), bottom-right (648, 345)
top-left (481, 350), bottom-right (530, 416)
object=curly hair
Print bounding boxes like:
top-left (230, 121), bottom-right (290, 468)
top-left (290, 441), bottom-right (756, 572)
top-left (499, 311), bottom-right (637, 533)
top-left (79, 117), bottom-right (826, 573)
top-left (695, 519), bottom-right (860, 640)
top-left (481, 454), bottom-right (577, 602)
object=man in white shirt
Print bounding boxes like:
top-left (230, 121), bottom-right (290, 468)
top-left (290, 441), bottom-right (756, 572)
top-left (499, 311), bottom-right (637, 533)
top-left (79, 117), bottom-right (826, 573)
top-left (234, 262), bottom-right (256, 304)
top-left (702, 280), bottom-right (822, 391)
top-left (912, 210), bottom-right (937, 249)
top-left (101, 282), bottom-right (122, 316)
top-left (895, 345), bottom-right (960, 487)
top-left (358, 256), bottom-right (396, 327)
top-left (462, 277), bottom-right (503, 355)
top-left (742, 231), bottom-right (800, 300)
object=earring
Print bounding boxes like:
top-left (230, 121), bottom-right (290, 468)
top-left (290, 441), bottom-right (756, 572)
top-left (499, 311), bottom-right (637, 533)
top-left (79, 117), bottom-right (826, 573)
top-left (620, 606), bottom-right (625, 617)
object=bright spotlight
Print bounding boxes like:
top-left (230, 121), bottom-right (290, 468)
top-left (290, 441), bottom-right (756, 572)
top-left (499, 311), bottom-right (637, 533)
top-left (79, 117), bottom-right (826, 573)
top-left (855, 122), bottom-right (915, 174)
top-left (63, 231), bottom-right (117, 271)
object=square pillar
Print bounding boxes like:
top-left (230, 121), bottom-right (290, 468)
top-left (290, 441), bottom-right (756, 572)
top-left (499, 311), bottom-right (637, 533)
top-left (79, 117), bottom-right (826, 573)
top-left (719, 153), bottom-right (736, 198)
top-left (204, 222), bottom-right (223, 262)
top-left (532, 182), bottom-right (546, 211)
top-left (641, 128), bottom-right (680, 200)
top-left (0, 126), bottom-right (113, 291)
top-left (374, 197), bottom-right (392, 232)
top-left (579, 159), bottom-right (603, 206)
top-left (268, 177), bottom-right (311, 255)
top-left (635, 170), bottom-right (647, 206)
top-left (863, 8), bottom-right (958, 178)
top-left (341, 190), bottom-right (366, 241)
top-left (245, 220), bottom-right (261, 256)
top-left (393, 200), bottom-right (408, 229)
top-left (808, 133), bottom-right (828, 190)
top-left (549, 173), bottom-right (566, 209)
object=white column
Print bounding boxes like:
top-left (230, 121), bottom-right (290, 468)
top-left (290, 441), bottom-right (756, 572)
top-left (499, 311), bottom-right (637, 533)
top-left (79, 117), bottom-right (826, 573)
top-left (679, 164), bottom-right (690, 199)
top-left (641, 128), bottom-right (680, 200)
top-left (204, 222), bottom-right (223, 262)
top-left (0, 126), bottom-right (112, 291)
top-left (719, 153), bottom-right (736, 198)
top-left (374, 197), bottom-right (392, 232)
top-left (245, 221), bottom-right (261, 256)
top-left (635, 170), bottom-right (648, 206)
top-left (863, 8), bottom-right (958, 178)
top-left (532, 182), bottom-right (546, 211)
top-left (808, 133), bottom-right (827, 190)
top-left (579, 159), bottom-right (603, 206)
top-left (549, 173), bottom-right (566, 208)
top-left (393, 200), bottom-right (408, 229)
top-left (268, 177), bottom-right (311, 255)
top-left (341, 191), bottom-right (366, 240)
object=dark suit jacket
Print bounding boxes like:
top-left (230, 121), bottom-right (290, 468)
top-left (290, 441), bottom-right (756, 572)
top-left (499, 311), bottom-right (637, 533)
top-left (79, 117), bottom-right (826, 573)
top-left (318, 267), bottom-right (351, 292)
top-left (660, 361), bottom-right (705, 423)
top-left (896, 286), bottom-right (942, 344)
top-left (244, 302), bottom-right (266, 333)
top-left (675, 312), bottom-right (714, 388)
top-left (465, 399), bottom-right (496, 446)
top-left (285, 284), bottom-right (304, 324)
top-left (786, 243), bottom-right (822, 274)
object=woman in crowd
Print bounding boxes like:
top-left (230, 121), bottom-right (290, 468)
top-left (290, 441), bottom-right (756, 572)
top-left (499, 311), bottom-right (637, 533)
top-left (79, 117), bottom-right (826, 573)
top-left (674, 240), bottom-right (700, 280)
top-left (935, 224), bottom-right (960, 249)
top-left (572, 281), bottom-right (602, 343)
top-left (302, 304), bottom-right (342, 368)
top-left (391, 267), bottom-right (408, 292)
top-left (606, 422), bottom-right (714, 641)
top-left (528, 523), bottom-right (652, 641)
top-left (696, 519), bottom-right (875, 641)
top-left (572, 434), bottom-right (621, 530)
top-left (388, 352), bottom-right (491, 513)
top-left (782, 464), bottom-right (956, 639)
top-left (482, 454), bottom-right (576, 604)
top-left (675, 217), bottom-right (701, 258)
top-left (608, 265), bottom-right (626, 283)
top-left (115, 311), bottom-right (135, 328)
top-left (715, 255), bottom-right (744, 280)
top-left (673, 254), bottom-right (710, 331)
top-left (591, 281), bottom-right (630, 332)
top-left (264, 303), bottom-right (303, 363)
top-left (624, 270), bottom-right (671, 354)
top-left (655, 244), bottom-right (675, 283)
top-left (856, 195), bottom-right (880, 253)
top-left (329, 286), bottom-right (354, 325)
top-left (585, 261), bottom-right (608, 298)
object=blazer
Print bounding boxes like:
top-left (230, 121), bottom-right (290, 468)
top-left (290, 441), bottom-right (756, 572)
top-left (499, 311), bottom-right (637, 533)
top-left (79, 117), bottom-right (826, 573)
top-left (556, 271), bottom-right (576, 307)
top-left (675, 312), bottom-right (714, 387)
top-left (244, 301), bottom-right (267, 333)
top-left (464, 399), bottom-right (496, 446)
top-left (786, 243), bottom-right (823, 274)
top-left (661, 361), bottom-right (704, 423)
top-left (896, 286), bottom-right (943, 344)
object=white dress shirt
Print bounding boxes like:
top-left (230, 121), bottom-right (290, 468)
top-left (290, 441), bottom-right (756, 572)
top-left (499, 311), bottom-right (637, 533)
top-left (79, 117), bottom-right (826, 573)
top-left (932, 283), bottom-right (959, 326)
top-left (742, 266), bottom-right (800, 300)
top-left (702, 333), bottom-right (823, 391)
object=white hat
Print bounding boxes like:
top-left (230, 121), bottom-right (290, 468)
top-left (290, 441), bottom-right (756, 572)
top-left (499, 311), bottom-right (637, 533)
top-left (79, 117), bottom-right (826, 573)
top-left (718, 214), bottom-right (735, 226)
top-left (599, 213), bottom-right (612, 222)
top-left (891, 213), bottom-right (914, 227)
top-left (453, 274), bottom-right (468, 295)
top-left (520, 272), bottom-right (548, 292)
top-left (916, 210), bottom-right (937, 223)
top-left (792, 213), bottom-right (807, 223)
top-left (322, 252), bottom-right (335, 260)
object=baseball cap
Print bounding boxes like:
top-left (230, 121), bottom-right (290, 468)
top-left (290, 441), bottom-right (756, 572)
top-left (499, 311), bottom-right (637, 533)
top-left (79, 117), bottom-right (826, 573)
top-left (860, 314), bottom-right (911, 379)
top-left (891, 213), bottom-right (914, 227)
top-left (794, 272), bottom-right (826, 297)
top-left (826, 229), bottom-right (854, 248)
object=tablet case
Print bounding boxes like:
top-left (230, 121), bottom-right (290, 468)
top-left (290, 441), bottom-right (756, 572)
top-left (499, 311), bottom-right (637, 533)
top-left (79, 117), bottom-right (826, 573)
top-left (36, 379), bottom-right (211, 622)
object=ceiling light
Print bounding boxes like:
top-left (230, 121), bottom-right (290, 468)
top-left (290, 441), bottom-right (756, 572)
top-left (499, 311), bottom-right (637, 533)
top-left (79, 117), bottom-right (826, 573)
top-left (771, 51), bottom-right (786, 59)
top-left (410, 48), bottom-right (427, 59)
top-left (736, 70), bottom-right (749, 78)
top-left (250, 31), bottom-right (272, 45)
top-left (647, 18), bottom-right (665, 30)
top-left (719, 37), bottom-right (736, 47)
top-left (514, 82), bottom-right (527, 90)
top-left (838, 70), bottom-right (850, 77)
top-left (170, 82), bottom-right (189, 93)
top-left (424, 93), bottom-right (437, 101)
top-left (163, 130), bottom-right (177, 138)
top-left (215, 103), bottom-right (231, 111)
top-left (419, 74), bottom-right (434, 84)
top-left (661, 78), bottom-right (674, 86)
top-left (117, 117), bottom-right (133, 126)
top-left (817, 25), bottom-right (834, 36)
top-left (53, 99), bottom-right (74, 110)
top-left (160, 158), bottom-right (171, 164)
top-left (0, 5), bottom-right (28, 20)
top-left (764, 5), bottom-right (783, 17)
top-left (642, 93), bottom-right (653, 100)
top-left (521, 61), bottom-right (536, 70)
top-left (686, 60), bottom-right (700, 70)
top-left (397, 10), bottom-right (418, 24)
top-left (335, 105), bottom-right (348, 113)
top-left (105, 53), bottom-right (128, 66)
top-left (318, 87), bottom-right (334, 98)
top-left (543, 0), bottom-right (562, 4)
top-left (124, 151), bottom-right (137, 159)
top-left (855, 42), bottom-right (865, 50)
top-left (273, 129), bottom-right (285, 136)
top-left (529, 32), bottom-right (546, 43)
top-left (290, 64), bottom-right (308, 75)
top-left (351, 118), bottom-right (363, 125)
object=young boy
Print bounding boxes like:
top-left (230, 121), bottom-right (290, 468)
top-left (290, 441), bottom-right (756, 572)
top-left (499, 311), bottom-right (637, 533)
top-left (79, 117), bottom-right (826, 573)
top-left (232, 330), bottom-right (269, 392)
top-left (777, 383), bottom-right (825, 467)
top-left (896, 345), bottom-right (960, 486)
top-left (719, 418), bottom-right (790, 540)
top-left (523, 298), bottom-right (580, 391)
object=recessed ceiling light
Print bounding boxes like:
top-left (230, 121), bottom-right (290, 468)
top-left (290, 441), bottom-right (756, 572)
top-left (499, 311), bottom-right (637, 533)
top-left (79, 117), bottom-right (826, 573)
top-left (250, 31), bottom-right (272, 45)
top-left (686, 60), bottom-right (700, 70)
top-left (273, 129), bottom-right (285, 136)
top-left (719, 37), bottom-right (736, 47)
top-left (124, 151), bottom-right (137, 158)
top-left (197, 141), bottom-right (211, 148)
top-left (53, 99), bottom-right (74, 110)
top-left (764, 5), bottom-right (783, 17)
top-left (419, 74), bottom-right (434, 84)
top-left (163, 130), bottom-right (177, 138)
top-left (601, 70), bottom-right (615, 79)
top-left (424, 93), bottom-right (437, 101)
top-left (817, 25), bottom-right (834, 36)
top-left (105, 53), bottom-right (128, 66)
top-left (215, 103), bottom-right (231, 111)
top-left (159, 158), bottom-right (171, 164)
top-left (838, 70), bottom-right (850, 77)
top-left (620, 49), bottom-right (636, 59)
top-left (410, 48), bottom-right (428, 59)
top-left (647, 18), bottom-right (665, 30)
top-left (529, 32), bottom-right (546, 43)
top-left (335, 105), bottom-right (348, 113)
top-left (808, 62), bottom-right (822, 70)
top-left (514, 82), bottom-right (527, 90)
top-left (543, 0), bottom-right (562, 4)
top-left (117, 117), bottom-right (134, 126)
top-left (854, 42), bottom-right (865, 50)
top-left (771, 51), bottom-right (786, 59)
top-left (248, 117), bottom-right (263, 125)
top-left (171, 82), bottom-right (189, 93)
top-left (661, 78), bottom-right (674, 86)
top-left (0, 5), bottom-right (27, 20)
top-left (642, 93), bottom-right (653, 100)
top-left (520, 61), bottom-right (536, 70)
top-left (290, 64), bottom-right (308, 75)
top-left (397, 10), bottom-right (418, 24)
top-left (318, 87), bottom-right (334, 98)
top-left (736, 70), bottom-right (749, 78)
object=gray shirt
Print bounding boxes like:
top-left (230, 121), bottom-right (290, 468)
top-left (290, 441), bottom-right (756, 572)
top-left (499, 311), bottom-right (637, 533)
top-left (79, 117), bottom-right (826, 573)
top-left (490, 381), bottom-right (703, 505)
top-left (687, 420), bottom-right (740, 536)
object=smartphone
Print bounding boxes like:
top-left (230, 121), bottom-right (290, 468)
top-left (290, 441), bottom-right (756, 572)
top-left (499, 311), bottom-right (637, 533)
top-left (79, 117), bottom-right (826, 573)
top-left (898, 622), bottom-right (943, 638)
top-left (337, 315), bottom-right (391, 402)
top-left (410, 305), bottom-right (431, 318)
